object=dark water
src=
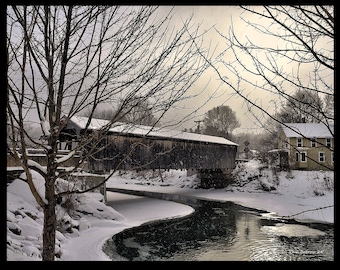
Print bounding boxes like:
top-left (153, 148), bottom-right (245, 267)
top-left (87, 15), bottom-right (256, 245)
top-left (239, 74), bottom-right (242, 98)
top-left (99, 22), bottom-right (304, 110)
top-left (102, 200), bottom-right (334, 261)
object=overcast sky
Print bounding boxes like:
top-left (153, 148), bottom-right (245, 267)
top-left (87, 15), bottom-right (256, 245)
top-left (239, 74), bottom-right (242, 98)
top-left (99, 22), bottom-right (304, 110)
top-left (13, 5), bottom-right (263, 134)
top-left (153, 6), bottom-right (246, 133)
top-left (155, 5), bottom-right (333, 135)
top-left (10, 5), bottom-right (333, 136)
top-left (153, 6), bottom-right (265, 134)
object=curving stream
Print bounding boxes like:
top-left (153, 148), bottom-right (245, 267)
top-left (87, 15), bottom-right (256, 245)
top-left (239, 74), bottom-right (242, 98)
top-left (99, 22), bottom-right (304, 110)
top-left (103, 200), bottom-right (333, 261)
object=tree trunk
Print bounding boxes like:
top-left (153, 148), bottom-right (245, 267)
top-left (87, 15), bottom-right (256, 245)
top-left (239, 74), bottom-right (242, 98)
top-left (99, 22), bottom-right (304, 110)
top-left (42, 144), bottom-right (57, 261)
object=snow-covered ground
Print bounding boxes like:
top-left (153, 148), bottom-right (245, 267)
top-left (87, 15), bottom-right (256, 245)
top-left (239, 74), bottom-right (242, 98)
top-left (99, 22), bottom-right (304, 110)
top-left (6, 159), bottom-right (334, 261)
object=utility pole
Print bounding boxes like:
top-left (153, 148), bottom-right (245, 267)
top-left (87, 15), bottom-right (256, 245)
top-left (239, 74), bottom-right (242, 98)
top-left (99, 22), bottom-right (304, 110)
top-left (194, 120), bottom-right (203, 134)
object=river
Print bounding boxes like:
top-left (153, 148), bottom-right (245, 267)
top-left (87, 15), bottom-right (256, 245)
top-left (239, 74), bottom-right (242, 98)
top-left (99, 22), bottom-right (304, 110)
top-left (102, 200), bottom-right (333, 261)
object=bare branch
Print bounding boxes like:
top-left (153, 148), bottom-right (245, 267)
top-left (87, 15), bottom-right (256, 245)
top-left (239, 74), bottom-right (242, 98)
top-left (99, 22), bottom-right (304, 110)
top-left (281, 205), bottom-right (334, 219)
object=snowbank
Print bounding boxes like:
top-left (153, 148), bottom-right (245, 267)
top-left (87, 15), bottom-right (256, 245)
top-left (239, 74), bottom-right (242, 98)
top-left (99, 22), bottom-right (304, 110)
top-left (6, 160), bottom-right (334, 261)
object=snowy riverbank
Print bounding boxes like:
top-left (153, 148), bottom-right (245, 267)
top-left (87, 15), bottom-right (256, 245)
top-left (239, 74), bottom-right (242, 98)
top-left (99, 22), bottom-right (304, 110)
top-left (6, 160), bottom-right (334, 261)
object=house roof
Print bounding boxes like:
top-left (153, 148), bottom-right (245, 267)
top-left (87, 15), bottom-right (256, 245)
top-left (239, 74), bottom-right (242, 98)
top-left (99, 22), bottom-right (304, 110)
top-left (281, 123), bottom-right (334, 138)
top-left (66, 116), bottom-right (239, 146)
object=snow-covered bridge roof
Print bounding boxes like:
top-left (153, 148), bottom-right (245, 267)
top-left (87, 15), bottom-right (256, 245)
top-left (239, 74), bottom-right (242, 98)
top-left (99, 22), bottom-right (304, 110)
top-left (66, 116), bottom-right (238, 146)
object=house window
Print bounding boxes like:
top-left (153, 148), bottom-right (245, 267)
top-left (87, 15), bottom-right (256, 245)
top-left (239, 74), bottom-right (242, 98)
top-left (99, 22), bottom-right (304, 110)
top-left (295, 152), bottom-right (299, 162)
top-left (311, 138), bottom-right (317, 147)
top-left (301, 152), bottom-right (307, 162)
top-left (297, 138), bottom-right (303, 147)
top-left (326, 138), bottom-right (332, 148)
top-left (285, 139), bottom-right (289, 148)
top-left (331, 152), bottom-right (334, 163)
top-left (319, 152), bottom-right (325, 162)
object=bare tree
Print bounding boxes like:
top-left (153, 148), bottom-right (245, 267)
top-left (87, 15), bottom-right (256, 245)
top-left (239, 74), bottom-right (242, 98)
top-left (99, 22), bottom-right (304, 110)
top-left (117, 96), bottom-right (159, 126)
top-left (196, 5), bottom-right (334, 138)
top-left (276, 88), bottom-right (324, 123)
top-left (81, 96), bottom-right (159, 126)
top-left (202, 105), bottom-right (240, 139)
top-left (7, 5), bottom-right (210, 260)
top-left (257, 88), bottom-right (325, 153)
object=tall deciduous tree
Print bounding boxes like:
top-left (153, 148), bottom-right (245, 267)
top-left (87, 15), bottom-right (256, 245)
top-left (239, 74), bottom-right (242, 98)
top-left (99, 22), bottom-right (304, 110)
top-left (202, 105), bottom-right (240, 138)
top-left (276, 88), bottom-right (324, 123)
top-left (7, 5), bottom-right (210, 260)
top-left (81, 97), bottom-right (159, 126)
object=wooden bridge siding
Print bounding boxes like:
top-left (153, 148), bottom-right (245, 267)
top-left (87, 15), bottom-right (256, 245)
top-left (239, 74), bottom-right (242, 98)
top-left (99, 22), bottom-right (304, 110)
top-left (87, 133), bottom-right (237, 173)
top-left (7, 152), bottom-right (82, 168)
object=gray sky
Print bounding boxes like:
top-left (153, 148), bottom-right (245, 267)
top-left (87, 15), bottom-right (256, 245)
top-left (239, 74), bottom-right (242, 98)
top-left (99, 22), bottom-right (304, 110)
top-left (156, 5), bottom-right (333, 134)
top-left (155, 6), bottom-right (269, 134)
top-left (10, 5), bottom-right (333, 136)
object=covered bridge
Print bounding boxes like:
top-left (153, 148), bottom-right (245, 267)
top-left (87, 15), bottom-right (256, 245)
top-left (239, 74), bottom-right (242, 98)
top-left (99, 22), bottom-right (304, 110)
top-left (60, 116), bottom-right (239, 188)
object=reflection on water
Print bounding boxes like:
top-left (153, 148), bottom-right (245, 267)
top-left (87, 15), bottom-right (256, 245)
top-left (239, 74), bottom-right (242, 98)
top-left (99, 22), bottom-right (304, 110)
top-left (103, 201), bottom-right (333, 261)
